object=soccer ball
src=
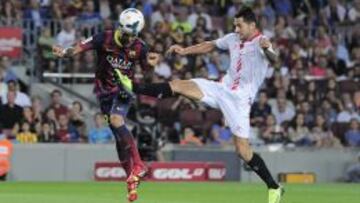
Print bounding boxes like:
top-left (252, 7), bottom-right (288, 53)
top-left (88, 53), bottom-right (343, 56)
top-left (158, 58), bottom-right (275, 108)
top-left (119, 8), bottom-right (145, 35)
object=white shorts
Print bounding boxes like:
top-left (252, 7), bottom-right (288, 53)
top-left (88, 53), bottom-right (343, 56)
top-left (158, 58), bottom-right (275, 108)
top-left (191, 78), bottom-right (252, 138)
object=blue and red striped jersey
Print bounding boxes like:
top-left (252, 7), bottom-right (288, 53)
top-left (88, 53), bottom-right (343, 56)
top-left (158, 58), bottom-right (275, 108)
top-left (79, 29), bottom-right (149, 97)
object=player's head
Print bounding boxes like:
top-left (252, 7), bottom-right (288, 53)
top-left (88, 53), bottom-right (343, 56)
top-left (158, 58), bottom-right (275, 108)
top-left (234, 7), bottom-right (258, 40)
top-left (116, 8), bottom-right (145, 46)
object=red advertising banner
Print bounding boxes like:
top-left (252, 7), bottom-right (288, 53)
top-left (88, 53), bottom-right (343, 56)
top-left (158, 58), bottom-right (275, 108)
top-left (0, 27), bottom-right (22, 58)
top-left (149, 162), bottom-right (208, 181)
top-left (94, 162), bottom-right (127, 181)
top-left (207, 162), bottom-right (226, 181)
top-left (94, 161), bottom-right (226, 182)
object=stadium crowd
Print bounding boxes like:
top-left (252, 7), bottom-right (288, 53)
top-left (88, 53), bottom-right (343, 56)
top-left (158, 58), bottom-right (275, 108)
top-left (0, 0), bottom-right (359, 152)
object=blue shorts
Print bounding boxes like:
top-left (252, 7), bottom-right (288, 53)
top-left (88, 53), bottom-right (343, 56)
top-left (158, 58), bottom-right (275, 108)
top-left (98, 91), bottom-right (132, 120)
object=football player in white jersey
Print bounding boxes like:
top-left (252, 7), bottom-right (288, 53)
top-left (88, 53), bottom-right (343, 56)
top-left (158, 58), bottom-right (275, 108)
top-left (114, 7), bottom-right (283, 203)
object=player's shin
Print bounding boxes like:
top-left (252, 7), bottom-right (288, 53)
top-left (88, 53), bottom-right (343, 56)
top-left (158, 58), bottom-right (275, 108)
top-left (111, 125), bottom-right (145, 170)
top-left (246, 153), bottom-right (279, 189)
top-left (114, 139), bottom-right (132, 176)
top-left (134, 82), bottom-right (174, 98)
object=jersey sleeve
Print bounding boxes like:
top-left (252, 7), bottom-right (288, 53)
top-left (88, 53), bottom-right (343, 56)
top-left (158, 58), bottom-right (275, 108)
top-left (78, 32), bottom-right (105, 51)
top-left (138, 43), bottom-right (150, 70)
top-left (215, 33), bottom-right (236, 50)
top-left (258, 35), bottom-right (271, 62)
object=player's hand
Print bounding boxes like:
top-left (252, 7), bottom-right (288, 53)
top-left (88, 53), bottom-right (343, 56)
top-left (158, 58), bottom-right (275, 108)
top-left (259, 38), bottom-right (271, 49)
top-left (52, 45), bottom-right (65, 58)
top-left (147, 52), bottom-right (160, 66)
top-left (166, 44), bottom-right (187, 56)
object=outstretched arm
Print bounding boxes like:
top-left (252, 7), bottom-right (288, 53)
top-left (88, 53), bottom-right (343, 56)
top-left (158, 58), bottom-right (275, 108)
top-left (52, 43), bottom-right (84, 58)
top-left (52, 33), bottom-right (104, 58)
top-left (166, 41), bottom-right (216, 56)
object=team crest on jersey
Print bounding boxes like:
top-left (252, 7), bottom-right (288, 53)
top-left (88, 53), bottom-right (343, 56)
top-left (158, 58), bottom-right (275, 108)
top-left (106, 55), bottom-right (132, 69)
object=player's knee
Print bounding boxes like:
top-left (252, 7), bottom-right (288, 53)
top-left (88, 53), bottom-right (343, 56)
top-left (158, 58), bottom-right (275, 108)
top-left (235, 138), bottom-right (253, 162)
top-left (169, 80), bottom-right (182, 93)
top-left (110, 114), bottom-right (125, 127)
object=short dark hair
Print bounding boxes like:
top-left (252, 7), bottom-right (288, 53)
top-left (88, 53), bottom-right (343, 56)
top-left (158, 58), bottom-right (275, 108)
top-left (51, 89), bottom-right (62, 97)
top-left (235, 7), bottom-right (257, 24)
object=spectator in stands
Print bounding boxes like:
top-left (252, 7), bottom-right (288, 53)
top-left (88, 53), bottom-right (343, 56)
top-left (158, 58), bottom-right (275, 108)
top-left (38, 27), bottom-right (56, 71)
top-left (23, 0), bottom-right (44, 29)
top-left (324, 0), bottom-right (346, 24)
top-left (188, 3), bottom-right (212, 31)
top-left (272, 97), bottom-right (296, 125)
top-left (0, 0), bottom-right (21, 26)
top-left (56, 17), bottom-right (76, 48)
top-left (150, 1), bottom-right (175, 28)
top-left (326, 78), bottom-right (339, 94)
top-left (180, 127), bottom-right (203, 147)
top-left (226, 0), bottom-right (244, 22)
top-left (77, 0), bottom-right (102, 24)
top-left (347, 0), bottom-right (360, 24)
top-left (261, 114), bottom-right (287, 144)
top-left (43, 107), bottom-right (58, 137)
top-left (69, 101), bottom-right (86, 140)
top-left (0, 56), bottom-right (17, 83)
top-left (288, 113), bottom-right (312, 146)
top-left (306, 81), bottom-right (321, 105)
top-left (354, 91), bottom-right (360, 110)
top-left (209, 119), bottom-right (232, 146)
top-left (0, 91), bottom-right (23, 130)
top-left (153, 52), bottom-right (172, 79)
top-left (299, 101), bottom-right (315, 128)
top-left (274, 15), bottom-right (297, 40)
top-left (56, 114), bottom-right (79, 143)
top-left (250, 91), bottom-right (272, 127)
top-left (337, 93), bottom-right (359, 123)
top-left (16, 121), bottom-right (38, 144)
top-left (330, 36), bottom-right (349, 69)
top-left (31, 96), bottom-right (43, 129)
top-left (0, 69), bottom-right (8, 103)
top-left (1, 80), bottom-right (31, 107)
top-left (273, 0), bottom-right (293, 16)
top-left (49, 0), bottom-right (65, 20)
top-left (309, 55), bottom-right (328, 78)
top-left (67, 0), bottom-right (84, 17)
top-left (88, 113), bottom-right (113, 144)
top-left (311, 114), bottom-right (342, 148)
top-left (38, 122), bottom-right (56, 143)
top-left (47, 89), bottom-right (68, 119)
top-left (321, 99), bottom-right (338, 126)
top-left (21, 106), bottom-right (38, 132)
top-left (345, 118), bottom-right (360, 147)
top-left (254, 0), bottom-right (276, 26)
top-left (171, 7), bottom-right (192, 33)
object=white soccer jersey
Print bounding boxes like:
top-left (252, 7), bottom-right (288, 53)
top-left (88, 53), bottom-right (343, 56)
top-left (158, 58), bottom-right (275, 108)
top-left (191, 32), bottom-right (270, 137)
top-left (215, 32), bottom-right (269, 100)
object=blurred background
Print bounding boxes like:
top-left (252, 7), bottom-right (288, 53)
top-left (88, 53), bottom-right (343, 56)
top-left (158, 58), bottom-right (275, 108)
top-left (0, 0), bottom-right (359, 183)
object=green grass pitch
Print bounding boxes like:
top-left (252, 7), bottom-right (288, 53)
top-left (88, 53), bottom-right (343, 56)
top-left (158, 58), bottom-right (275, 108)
top-left (0, 182), bottom-right (359, 203)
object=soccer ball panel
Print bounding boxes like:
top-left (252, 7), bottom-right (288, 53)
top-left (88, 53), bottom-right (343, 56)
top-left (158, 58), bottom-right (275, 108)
top-left (119, 8), bottom-right (145, 35)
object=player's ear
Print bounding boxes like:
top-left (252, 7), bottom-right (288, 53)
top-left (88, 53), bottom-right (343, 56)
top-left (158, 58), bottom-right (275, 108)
top-left (250, 22), bottom-right (256, 29)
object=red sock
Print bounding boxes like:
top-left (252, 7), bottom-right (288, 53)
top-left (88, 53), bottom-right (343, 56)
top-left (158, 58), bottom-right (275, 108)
top-left (112, 125), bottom-right (144, 175)
top-left (115, 141), bottom-right (132, 176)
